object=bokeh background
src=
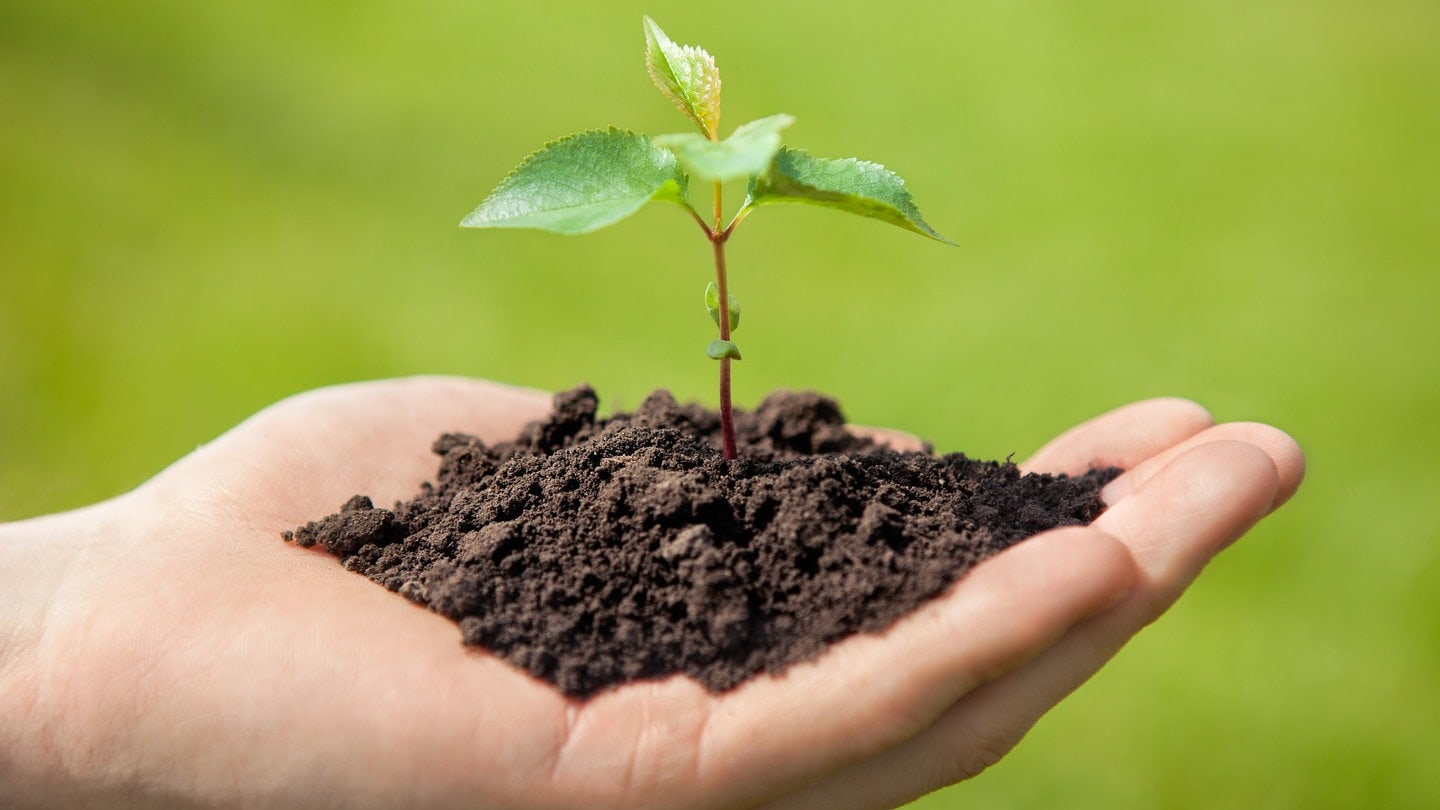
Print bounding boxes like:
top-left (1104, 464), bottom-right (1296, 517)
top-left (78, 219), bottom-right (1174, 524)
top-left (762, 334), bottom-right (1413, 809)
top-left (3, 1), bottom-right (1436, 806)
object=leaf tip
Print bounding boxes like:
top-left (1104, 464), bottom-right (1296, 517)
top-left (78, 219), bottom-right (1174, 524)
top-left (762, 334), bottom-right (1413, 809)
top-left (642, 16), bottom-right (721, 139)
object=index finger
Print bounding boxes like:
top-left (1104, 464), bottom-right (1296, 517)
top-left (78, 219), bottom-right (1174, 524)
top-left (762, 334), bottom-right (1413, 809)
top-left (1022, 397), bottom-right (1215, 475)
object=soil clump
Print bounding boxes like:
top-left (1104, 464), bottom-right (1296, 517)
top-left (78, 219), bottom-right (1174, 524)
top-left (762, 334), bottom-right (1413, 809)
top-left (286, 386), bottom-right (1117, 698)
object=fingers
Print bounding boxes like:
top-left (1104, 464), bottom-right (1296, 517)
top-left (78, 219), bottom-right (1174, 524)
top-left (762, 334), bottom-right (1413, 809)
top-left (686, 526), bottom-right (1133, 806)
top-left (859, 398), bottom-right (1216, 466)
top-left (1101, 421), bottom-right (1305, 511)
top-left (140, 376), bottom-right (553, 529)
top-left (763, 438), bottom-right (1285, 809)
top-left (978, 441), bottom-right (1281, 722)
top-left (1022, 397), bottom-right (1215, 476)
top-left (964, 441), bottom-right (1283, 723)
top-left (1021, 396), bottom-right (1303, 512)
top-left (1093, 440), bottom-right (1282, 608)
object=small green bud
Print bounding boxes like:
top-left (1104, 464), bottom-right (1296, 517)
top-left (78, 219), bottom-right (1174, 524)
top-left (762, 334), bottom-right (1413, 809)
top-left (706, 339), bottom-right (742, 360)
top-left (704, 282), bottom-right (742, 331)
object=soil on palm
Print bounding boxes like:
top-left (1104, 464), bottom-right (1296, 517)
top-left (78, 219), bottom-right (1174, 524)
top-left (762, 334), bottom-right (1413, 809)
top-left (285, 386), bottom-right (1118, 698)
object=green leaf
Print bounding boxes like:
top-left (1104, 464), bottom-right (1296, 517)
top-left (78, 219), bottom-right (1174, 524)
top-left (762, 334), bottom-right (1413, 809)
top-left (460, 128), bottom-right (690, 235)
top-left (744, 147), bottom-right (955, 244)
top-left (706, 339), bottom-right (742, 360)
top-left (654, 114), bottom-right (794, 184)
top-left (643, 16), bottom-right (721, 138)
top-left (704, 282), bottom-right (741, 331)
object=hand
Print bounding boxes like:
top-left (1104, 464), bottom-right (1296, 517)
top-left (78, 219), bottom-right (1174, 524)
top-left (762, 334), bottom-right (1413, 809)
top-left (0, 378), bottom-right (1303, 809)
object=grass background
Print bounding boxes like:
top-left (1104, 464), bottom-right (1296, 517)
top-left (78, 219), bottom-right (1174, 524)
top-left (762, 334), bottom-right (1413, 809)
top-left (2, 1), bottom-right (1436, 806)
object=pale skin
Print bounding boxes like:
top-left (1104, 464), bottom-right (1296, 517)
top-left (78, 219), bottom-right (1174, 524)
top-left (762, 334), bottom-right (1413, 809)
top-left (0, 377), bottom-right (1304, 809)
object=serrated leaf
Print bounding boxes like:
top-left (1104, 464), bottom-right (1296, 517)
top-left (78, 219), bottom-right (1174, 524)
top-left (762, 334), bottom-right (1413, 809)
top-left (745, 147), bottom-right (954, 244)
top-left (706, 339), bottom-right (742, 360)
top-left (460, 128), bottom-right (690, 235)
top-left (644, 16), bottom-right (721, 138)
top-left (704, 282), bottom-right (741, 331)
top-left (654, 114), bottom-right (794, 184)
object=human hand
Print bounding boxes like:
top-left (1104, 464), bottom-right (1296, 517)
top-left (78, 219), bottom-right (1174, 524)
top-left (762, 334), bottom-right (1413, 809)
top-left (0, 378), bottom-right (1303, 809)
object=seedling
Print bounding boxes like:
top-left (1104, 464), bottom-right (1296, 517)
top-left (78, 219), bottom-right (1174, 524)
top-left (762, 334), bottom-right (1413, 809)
top-left (463, 17), bottom-right (952, 459)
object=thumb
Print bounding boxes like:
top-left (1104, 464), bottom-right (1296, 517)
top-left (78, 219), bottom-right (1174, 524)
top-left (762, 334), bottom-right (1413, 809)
top-left (138, 376), bottom-right (553, 530)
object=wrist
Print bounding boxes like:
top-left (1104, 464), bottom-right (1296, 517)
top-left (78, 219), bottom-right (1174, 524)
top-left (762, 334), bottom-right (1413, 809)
top-left (0, 504), bottom-right (112, 804)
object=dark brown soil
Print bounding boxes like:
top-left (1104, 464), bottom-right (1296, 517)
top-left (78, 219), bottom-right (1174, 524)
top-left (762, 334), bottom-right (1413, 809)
top-left (285, 386), bottom-right (1118, 698)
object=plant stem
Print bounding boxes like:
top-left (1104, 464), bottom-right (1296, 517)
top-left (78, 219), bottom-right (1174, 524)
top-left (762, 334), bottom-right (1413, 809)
top-left (711, 180), bottom-right (738, 460)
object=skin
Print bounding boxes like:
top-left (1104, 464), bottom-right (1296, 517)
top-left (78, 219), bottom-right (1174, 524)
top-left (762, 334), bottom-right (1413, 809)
top-left (0, 377), bottom-right (1304, 809)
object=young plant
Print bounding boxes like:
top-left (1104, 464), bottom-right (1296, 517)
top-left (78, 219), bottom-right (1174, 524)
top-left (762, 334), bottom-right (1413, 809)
top-left (462, 16), bottom-right (952, 459)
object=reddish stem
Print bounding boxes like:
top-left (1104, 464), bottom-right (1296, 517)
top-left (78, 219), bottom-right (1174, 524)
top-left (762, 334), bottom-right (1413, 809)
top-left (719, 355), bottom-right (736, 459)
top-left (711, 234), bottom-right (737, 461)
top-left (711, 226), bottom-right (737, 460)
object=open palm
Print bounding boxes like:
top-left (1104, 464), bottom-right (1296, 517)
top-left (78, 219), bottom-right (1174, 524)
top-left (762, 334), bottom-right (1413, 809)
top-left (0, 378), bottom-right (1303, 808)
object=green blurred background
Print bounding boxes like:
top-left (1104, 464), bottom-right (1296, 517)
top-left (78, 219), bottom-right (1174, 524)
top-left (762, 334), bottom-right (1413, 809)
top-left (3, 0), bottom-right (1436, 806)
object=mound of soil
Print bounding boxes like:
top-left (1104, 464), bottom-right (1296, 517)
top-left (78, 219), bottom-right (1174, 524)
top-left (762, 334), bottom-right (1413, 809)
top-left (285, 386), bottom-right (1117, 698)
